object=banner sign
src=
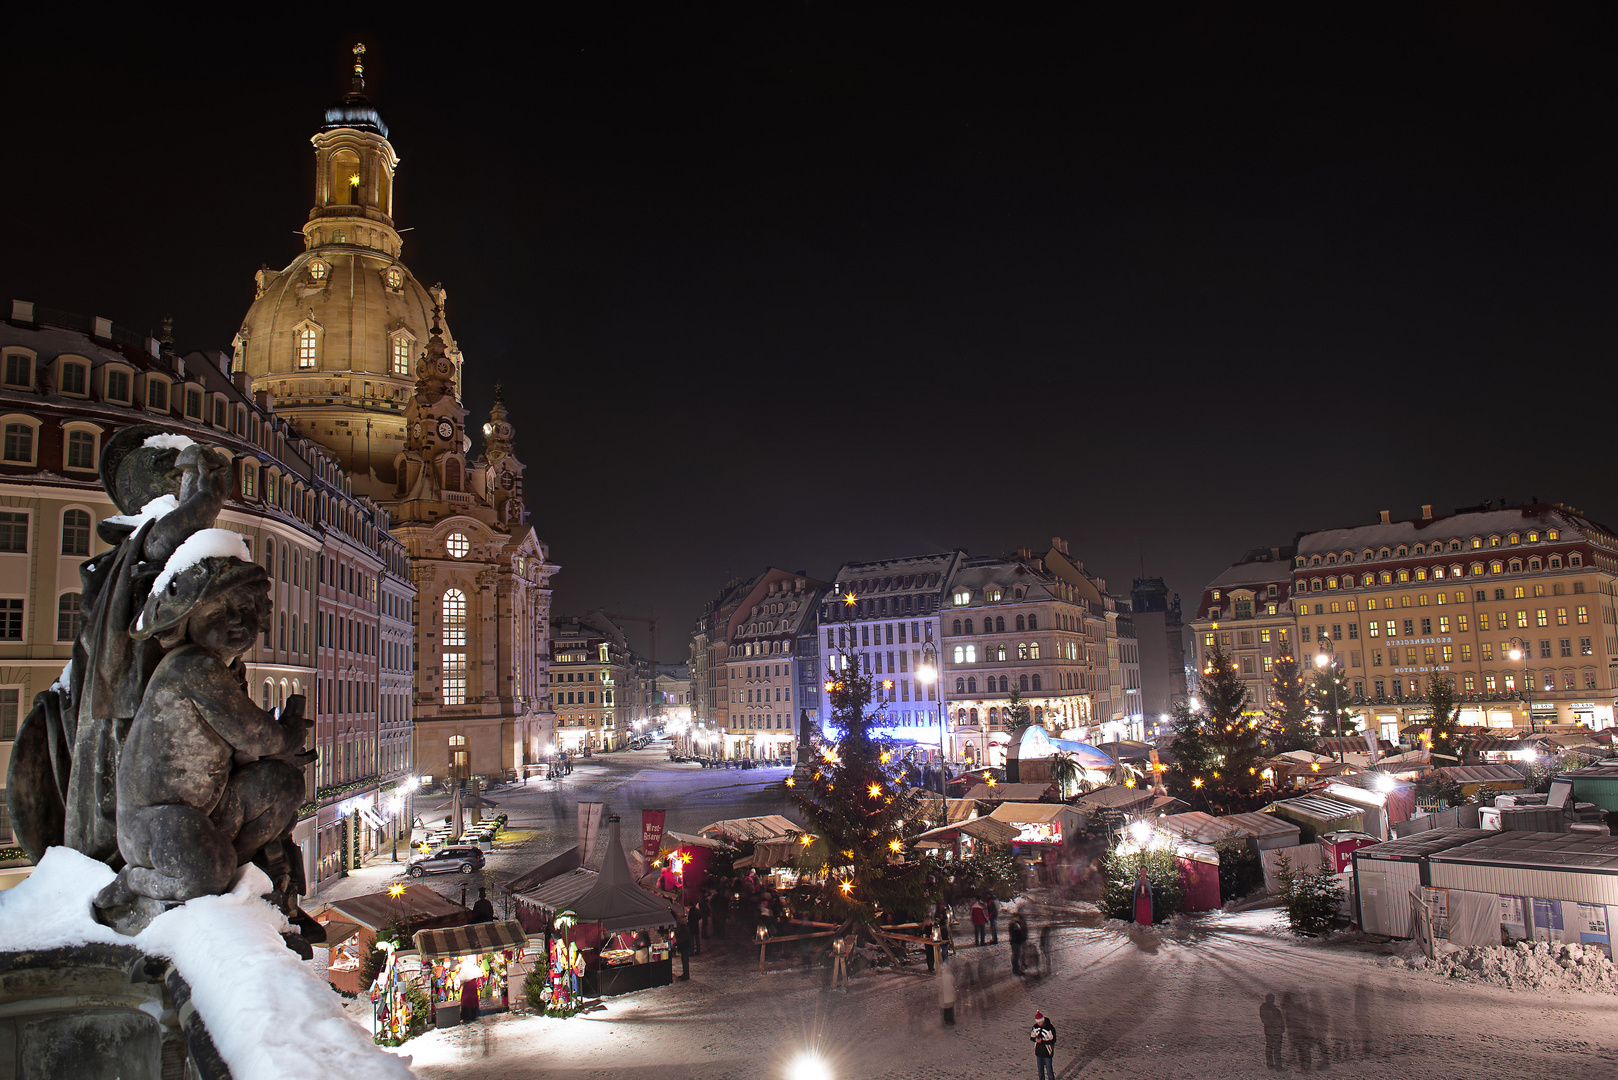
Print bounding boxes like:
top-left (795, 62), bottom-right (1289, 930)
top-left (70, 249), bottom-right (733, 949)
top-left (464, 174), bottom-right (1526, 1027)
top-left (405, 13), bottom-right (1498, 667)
top-left (642, 809), bottom-right (667, 861)
top-left (577, 802), bottom-right (605, 862)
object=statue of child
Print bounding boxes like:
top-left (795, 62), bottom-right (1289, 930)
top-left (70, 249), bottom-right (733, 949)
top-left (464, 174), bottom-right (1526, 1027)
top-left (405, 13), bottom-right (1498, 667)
top-left (94, 556), bottom-right (316, 936)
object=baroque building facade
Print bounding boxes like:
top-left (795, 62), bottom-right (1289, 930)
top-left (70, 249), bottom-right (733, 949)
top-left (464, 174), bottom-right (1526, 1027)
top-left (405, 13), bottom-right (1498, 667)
top-left (233, 52), bottom-right (558, 785)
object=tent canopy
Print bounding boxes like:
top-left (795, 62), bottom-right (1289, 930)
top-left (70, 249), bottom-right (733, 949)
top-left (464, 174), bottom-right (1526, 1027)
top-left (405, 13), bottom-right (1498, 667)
top-left (698, 815), bottom-right (803, 843)
top-left (568, 818), bottom-right (681, 933)
top-left (413, 920), bottom-right (529, 959)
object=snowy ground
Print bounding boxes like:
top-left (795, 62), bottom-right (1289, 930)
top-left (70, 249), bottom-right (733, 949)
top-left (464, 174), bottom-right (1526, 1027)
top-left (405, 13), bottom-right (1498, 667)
top-left (316, 752), bottom-right (1618, 1078)
top-left (397, 900), bottom-right (1618, 1080)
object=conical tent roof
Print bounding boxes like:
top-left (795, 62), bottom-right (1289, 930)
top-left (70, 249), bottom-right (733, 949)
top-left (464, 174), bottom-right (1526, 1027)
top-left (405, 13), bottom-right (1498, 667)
top-left (568, 818), bottom-right (680, 933)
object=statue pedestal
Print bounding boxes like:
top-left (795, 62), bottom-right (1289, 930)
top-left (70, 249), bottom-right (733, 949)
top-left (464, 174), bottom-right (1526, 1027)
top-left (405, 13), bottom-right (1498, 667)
top-left (0, 943), bottom-right (229, 1080)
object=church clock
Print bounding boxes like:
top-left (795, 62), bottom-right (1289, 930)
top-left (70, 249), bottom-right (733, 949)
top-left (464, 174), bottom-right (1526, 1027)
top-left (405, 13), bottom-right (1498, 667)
top-left (436, 419), bottom-right (454, 440)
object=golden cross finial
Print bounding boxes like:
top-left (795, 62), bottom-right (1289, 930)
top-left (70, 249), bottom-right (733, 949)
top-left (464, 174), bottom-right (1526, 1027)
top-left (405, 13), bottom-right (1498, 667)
top-left (353, 43), bottom-right (366, 76)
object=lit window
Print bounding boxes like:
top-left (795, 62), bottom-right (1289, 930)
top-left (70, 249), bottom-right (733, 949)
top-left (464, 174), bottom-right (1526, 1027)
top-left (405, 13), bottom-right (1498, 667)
top-left (385, 266), bottom-right (403, 289)
top-left (1577, 606), bottom-right (1589, 625)
top-left (297, 328), bottom-right (318, 369)
top-left (442, 589), bottom-right (467, 646)
top-left (446, 532), bottom-right (470, 558)
top-left (1028, 642), bottom-right (1040, 660)
top-left (308, 259), bottom-right (329, 281)
top-left (392, 334), bottom-right (412, 375)
top-left (443, 652), bottom-right (467, 706)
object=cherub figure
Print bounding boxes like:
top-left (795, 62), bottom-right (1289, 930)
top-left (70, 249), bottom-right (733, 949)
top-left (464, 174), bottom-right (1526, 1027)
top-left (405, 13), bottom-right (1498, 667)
top-left (94, 556), bottom-right (317, 939)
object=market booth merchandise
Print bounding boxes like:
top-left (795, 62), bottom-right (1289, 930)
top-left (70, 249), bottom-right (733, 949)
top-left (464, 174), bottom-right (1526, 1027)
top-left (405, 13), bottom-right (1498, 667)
top-left (312, 885), bottom-right (473, 995)
top-left (413, 920), bottom-right (530, 1027)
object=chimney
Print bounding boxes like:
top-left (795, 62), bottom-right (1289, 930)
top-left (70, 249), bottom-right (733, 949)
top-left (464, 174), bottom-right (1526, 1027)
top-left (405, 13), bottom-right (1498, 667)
top-left (1050, 536), bottom-right (1069, 556)
top-left (1015, 546), bottom-right (1033, 562)
top-left (1421, 504), bottom-right (1433, 520)
top-left (1379, 510), bottom-right (1391, 525)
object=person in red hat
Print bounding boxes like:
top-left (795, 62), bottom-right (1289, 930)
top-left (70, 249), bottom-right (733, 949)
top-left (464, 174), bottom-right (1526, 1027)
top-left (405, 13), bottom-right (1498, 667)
top-left (1031, 1010), bottom-right (1056, 1079)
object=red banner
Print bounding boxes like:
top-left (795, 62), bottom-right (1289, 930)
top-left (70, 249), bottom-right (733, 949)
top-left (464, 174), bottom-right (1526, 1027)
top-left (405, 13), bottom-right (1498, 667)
top-left (641, 809), bottom-right (667, 862)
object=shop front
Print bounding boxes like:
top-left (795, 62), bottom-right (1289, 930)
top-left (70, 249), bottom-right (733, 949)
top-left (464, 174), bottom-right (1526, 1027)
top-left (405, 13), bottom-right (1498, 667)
top-left (412, 921), bottom-right (530, 1025)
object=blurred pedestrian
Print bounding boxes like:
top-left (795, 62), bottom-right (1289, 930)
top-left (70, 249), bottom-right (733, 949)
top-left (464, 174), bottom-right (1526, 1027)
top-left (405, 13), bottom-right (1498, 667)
top-left (1260, 993), bottom-right (1285, 1070)
top-left (970, 899), bottom-right (988, 945)
top-left (987, 895), bottom-right (1000, 944)
top-left (674, 919), bottom-right (693, 981)
top-left (1030, 1010), bottom-right (1056, 1080)
top-left (470, 888), bottom-right (494, 923)
top-left (1009, 914), bottom-right (1028, 976)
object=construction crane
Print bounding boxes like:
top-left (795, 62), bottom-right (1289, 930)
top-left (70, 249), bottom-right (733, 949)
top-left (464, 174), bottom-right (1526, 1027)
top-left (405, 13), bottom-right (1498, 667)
top-left (605, 610), bottom-right (660, 665)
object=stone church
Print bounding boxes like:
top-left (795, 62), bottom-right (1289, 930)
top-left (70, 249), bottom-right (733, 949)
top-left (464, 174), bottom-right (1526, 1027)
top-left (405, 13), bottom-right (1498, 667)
top-left (234, 46), bottom-right (558, 782)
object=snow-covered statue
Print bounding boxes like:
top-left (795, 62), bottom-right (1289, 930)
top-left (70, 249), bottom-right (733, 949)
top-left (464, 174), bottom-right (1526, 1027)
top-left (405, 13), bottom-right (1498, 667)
top-left (6, 426), bottom-right (231, 864)
top-left (4, 425), bottom-right (325, 949)
top-left (93, 553), bottom-right (317, 939)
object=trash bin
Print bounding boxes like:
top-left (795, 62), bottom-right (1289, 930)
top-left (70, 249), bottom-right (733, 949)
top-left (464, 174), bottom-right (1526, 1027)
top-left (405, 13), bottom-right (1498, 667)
top-left (435, 1004), bottom-right (460, 1029)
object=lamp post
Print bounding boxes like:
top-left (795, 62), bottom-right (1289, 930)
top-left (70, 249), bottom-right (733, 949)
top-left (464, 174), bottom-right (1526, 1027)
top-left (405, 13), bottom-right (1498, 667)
top-left (917, 639), bottom-right (947, 793)
top-left (1508, 638), bottom-right (1535, 733)
top-left (1314, 648), bottom-right (1344, 764)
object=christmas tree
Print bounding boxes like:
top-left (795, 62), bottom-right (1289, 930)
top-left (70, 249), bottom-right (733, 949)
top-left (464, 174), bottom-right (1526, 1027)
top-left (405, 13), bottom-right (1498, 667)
top-left (1307, 654), bottom-right (1359, 740)
top-left (791, 598), bottom-right (935, 925)
top-left (1265, 651), bottom-right (1320, 754)
top-left (1422, 674), bottom-right (1460, 761)
top-left (1168, 646), bottom-right (1264, 811)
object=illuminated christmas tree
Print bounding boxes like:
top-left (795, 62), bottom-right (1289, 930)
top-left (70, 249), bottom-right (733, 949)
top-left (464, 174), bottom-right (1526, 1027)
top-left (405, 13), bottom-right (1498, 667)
top-left (791, 596), bottom-right (934, 924)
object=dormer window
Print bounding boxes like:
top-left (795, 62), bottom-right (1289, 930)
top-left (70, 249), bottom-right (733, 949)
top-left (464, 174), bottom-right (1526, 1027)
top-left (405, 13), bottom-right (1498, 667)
top-left (105, 368), bottom-right (130, 403)
top-left (145, 378), bottom-right (169, 412)
top-left (2, 351), bottom-right (31, 389)
top-left (952, 589), bottom-right (971, 606)
top-left (1395, 545), bottom-right (1408, 556)
top-left (1412, 544), bottom-right (1425, 555)
top-left (307, 259), bottom-right (329, 282)
top-left (59, 360), bottom-right (88, 396)
top-left (1527, 530), bottom-right (1539, 542)
top-left (384, 266), bottom-right (403, 290)
top-left (1508, 533), bottom-right (1520, 545)
top-left (184, 386), bottom-right (203, 420)
top-left (984, 586), bottom-right (1002, 602)
top-left (1547, 529), bottom-right (1559, 540)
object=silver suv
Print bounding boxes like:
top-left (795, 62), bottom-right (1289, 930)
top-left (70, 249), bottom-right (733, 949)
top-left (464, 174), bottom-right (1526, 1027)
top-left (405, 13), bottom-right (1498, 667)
top-left (407, 844), bottom-right (486, 877)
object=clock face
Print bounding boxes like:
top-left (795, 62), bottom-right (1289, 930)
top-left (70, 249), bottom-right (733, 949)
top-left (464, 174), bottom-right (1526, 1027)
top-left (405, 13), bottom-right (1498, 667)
top-left (496, 422), bottom-right (513, 439)
top-left (436, 420), bottom-right (454, 440)
top-left (435, 359), bottom-right (453, 377)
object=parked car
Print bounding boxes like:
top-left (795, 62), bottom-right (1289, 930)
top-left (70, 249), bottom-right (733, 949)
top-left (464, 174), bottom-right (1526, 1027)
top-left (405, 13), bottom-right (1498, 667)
top-left (407, 844), bottom-right (486, 877)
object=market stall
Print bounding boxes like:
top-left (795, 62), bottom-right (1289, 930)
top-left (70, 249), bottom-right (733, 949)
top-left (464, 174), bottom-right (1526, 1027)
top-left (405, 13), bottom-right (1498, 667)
top-left (412, 920), bottom-right (530, 1026)
top-left (653, 830), bottom-right (732, 903)
top-left (312, 885), bottom-right (473, 995)
top-left (908, 815), bottom-right (1019, 861)
top-left (988, 802), bottom-right (1085, 884)
top-left (733, 835), bottom-right (828, 890)
top-left (697, 814), bottom-right (803, 845)
top-left (511, 817), bottom-right (681, 1002)
top-left (1176, 841), bottom-right (1222, 912)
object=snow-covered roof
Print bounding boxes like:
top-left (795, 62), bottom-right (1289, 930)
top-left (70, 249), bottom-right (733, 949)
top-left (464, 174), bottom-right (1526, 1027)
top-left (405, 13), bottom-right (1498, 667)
top-left (1295, 505), bottom-right (1599, 556)
top-left (1434, 764), bottom-right (1529, 785)
top-left (698, 814), bottom-right (803, 842)
top-left (1431, 830), bottom-right (1618, 872)
top-left (988, 802), bottom-right (1081, 825)
top-left (1354, 828), bottom-right (1491, 862)
top-left (956, 782), bottom-right (1051, 803)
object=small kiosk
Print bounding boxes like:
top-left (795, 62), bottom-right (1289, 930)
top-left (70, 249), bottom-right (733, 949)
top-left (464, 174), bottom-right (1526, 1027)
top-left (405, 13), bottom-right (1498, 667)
top-left (511, 817), bottom-right (681, 1001)
top-left (412, 920), bottom-right (530, 1026)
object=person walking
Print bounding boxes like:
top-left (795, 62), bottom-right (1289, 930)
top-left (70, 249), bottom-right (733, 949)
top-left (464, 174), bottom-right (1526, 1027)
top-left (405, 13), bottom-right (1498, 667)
top-left (970, 899), bottom-right (988, 946)
top-left (1031, 1010), bottom-right (1056, 1080)
top-left (1009, 913), bottom-right (1028, 976)
top-left (674, 919), bottom-right (693, 981)
top-left (686, 893), bottom-right (705, 952)
top-left (459, 971), bottom-right (481, 1024)
top-left (1260, 993), bottom-right (1286, 1070)
top-left (987, 895), bottom-right (1000, 944)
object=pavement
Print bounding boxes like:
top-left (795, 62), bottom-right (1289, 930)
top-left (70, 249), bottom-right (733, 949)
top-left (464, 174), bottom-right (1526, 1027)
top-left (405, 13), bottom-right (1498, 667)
top-left (308, 747), bottom-right (800, 912)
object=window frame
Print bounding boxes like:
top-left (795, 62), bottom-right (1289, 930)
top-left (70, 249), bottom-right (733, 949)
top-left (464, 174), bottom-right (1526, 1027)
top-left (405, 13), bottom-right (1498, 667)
top-left (0, 414), bottom-right (41, 466)
top-left (61, 420), bottom-right (103, 473)
top-left (56, 355), bottom-right (90, 398)
top-left (0, 349), bottom-right (34, 390)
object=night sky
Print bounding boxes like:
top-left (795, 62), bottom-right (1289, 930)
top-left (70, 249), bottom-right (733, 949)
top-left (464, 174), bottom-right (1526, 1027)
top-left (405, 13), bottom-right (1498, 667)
top-left (4, 6), bottom-right (1614, 655)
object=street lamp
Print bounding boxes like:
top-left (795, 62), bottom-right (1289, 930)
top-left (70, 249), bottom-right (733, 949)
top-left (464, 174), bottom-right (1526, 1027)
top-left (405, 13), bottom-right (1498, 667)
top-left (1508, 638), bottom-right (1536, 733)
top-left (1314, 649), bottom-right (1344, 764)
top-left (917, 640), bottom-right (947, 794)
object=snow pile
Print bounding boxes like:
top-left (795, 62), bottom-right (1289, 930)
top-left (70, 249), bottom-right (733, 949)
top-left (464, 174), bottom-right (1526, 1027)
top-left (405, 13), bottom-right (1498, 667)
top-left (1388, 940), bottom-right (1618, 994)
top-left (149, 528), bottom-right (253, 598)
top-left (50, 660), bottom-right (71, 692)
top-left (142, 433), bottom-right (197, 451)
top-left (105, 493), bottom-right (179, 529)
top-left (0, 848), bottom-right (415, 1079)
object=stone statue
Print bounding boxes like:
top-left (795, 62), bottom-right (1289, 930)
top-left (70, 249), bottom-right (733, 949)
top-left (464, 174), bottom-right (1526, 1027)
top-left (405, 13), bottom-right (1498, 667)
top-left (4, 425), bottom-right (325, 951)
top-left (7, 426), bottom-right (231, 864)
top-left (93, 556), bottom-right (317, 939)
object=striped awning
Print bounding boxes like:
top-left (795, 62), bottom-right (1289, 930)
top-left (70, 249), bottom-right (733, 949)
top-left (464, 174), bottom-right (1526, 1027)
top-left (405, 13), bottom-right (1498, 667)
top-left (412, 919), bottom-right (529, 959)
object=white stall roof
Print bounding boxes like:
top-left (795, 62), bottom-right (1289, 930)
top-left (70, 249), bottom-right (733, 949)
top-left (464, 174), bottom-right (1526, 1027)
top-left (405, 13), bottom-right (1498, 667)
top-left (1430, 830), bottom-right (1618, 872)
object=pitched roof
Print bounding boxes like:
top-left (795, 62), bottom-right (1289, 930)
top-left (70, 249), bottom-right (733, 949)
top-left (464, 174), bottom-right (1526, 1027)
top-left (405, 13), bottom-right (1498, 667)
top-left (317, 884), bottom-right (470, 931)
top-left (698, 815), bottom-right (803, 842)
top-left (412, 920), bottom-right (529, 959)
top-left (1434, 764), bottom-right (1529, 785)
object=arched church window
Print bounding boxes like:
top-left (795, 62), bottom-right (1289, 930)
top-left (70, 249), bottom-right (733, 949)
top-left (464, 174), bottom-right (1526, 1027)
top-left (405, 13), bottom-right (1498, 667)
top-left (390, 333), bottom-right (412, 376)
top-left (297, 328), bottom-right (318, 369)
top-left (442, 589), bottom-right (467, 646)
top-left (443, 457), bottom-right (462, 492)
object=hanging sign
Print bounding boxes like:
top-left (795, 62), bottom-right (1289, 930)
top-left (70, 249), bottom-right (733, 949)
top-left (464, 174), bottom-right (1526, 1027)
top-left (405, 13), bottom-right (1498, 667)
top-left (642, 809), bottom-right (667, 861)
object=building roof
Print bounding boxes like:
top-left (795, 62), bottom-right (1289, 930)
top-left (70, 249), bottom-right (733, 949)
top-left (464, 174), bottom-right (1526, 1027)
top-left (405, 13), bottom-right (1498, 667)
top-left (910, 817), bottom-right (1020, 846)
top-left (1294, 504), bottom-right (1615, 558)
top-left (510, 868), bottom-right (599, 912)
top-left (318, 885), bottom-right (470, 931)
top-left (1430, 830), bottom-right (1618, 872)
top-left (956, 782), bottom-right (1052, 803)
top-left (1434, 764), bottom-right (1528, 785)
top-left (988, 802), bottom-right (1080, 825)
top-left (697, 815), bottom-right (803, 843)
top-left (1265, 794), bottom-right (1365, 825)
top-left (1157, 810), bottom-right (1300, 844)
top-left (1353, 828), bottom-right (1493, 862)
top-left (1073, 785), bottom-right (1157, 812)
top-left (412, 920), bottom-right (528, 959)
